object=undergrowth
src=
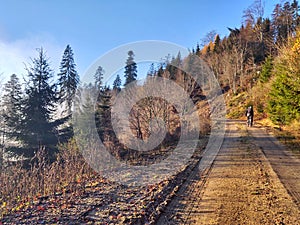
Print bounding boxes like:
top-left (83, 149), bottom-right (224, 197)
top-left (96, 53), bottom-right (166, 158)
top-left (0, 139), bottom-right (95, 218)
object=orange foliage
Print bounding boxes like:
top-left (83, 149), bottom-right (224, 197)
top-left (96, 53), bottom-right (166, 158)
top-left (291, 32), bottom-right (300, 55)
top-left (201, 41), bottom-right (215, 55)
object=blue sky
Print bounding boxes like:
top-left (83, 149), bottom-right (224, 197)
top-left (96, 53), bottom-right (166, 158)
top-left (0, 0), bottom-right (276, 82)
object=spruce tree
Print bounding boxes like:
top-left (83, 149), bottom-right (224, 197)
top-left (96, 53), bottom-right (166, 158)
top-left (196, 43), bottom-right (200, 54)
top-left (20, 48), bottom-right (58, 155)
top-left (259, 56), bottom-right (273, 83)
top-left (97, 86), bottom-right (111, 139)
top-left (147, 63), bottom-right (156, 77)
top-left (268, 32), bottom-right (300, 125)
top-left (124, 50), bottom-right (137, 85)
top-left (94, 66), bottom-right (104, 90)
top-left (213, 35), bottom-right (221, 53)
top-left (57, 45), bottom-right (79, 115)
top-left (1, 74), bottom-right (23, 139)
top-left (112, 74), bottom-right (122, 92)
top-left (95, 80), bottom-right (111, 140)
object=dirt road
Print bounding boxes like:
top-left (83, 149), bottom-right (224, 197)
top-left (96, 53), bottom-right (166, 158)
top-left (157, 120), bottom-right (300, 224)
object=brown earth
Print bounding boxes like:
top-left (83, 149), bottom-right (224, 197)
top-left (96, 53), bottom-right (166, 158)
top-left (157, 120), bottom-right (300, 225)
top-left (2, 120), bottom-right (300, 224)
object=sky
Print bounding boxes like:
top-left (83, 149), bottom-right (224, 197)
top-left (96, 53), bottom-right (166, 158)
top-left (0, 0), bottom-right (277, 84)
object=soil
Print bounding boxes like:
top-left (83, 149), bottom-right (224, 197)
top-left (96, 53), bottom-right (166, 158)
top-left (2, 120), bottom-right (300, 224)
top-left (157, 120), bottom-right (300, 225)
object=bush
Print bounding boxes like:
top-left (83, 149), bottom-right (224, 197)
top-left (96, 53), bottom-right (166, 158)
top-left (0, 139), bottom-right (94, 217)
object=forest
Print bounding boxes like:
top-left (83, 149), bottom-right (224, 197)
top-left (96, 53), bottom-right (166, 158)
top-left (196, 0), bottom-right (300, 126)
top-left (0, 0), bottom-right (300, 219)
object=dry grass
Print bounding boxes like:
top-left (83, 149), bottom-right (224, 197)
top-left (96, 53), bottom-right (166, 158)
top-left (0, 139), bottom-right (95, 218)
top-left (225, 83), bottom-right (300, 155)
top-left (226, 92), bottom-right (249, 119)
top-left (0, 100), bottom-right (213, 219)
top-left (226, 80), bottom-right (272, 120)
top-left (256, 118), bottom-right (300, 155)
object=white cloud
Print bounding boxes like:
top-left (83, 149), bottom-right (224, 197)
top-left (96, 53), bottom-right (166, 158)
top-left (0, 33), bottom-right (64, 83)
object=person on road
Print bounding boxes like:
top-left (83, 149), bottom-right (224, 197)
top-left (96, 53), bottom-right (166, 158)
top-left (245, 105), bottom-right (254, 127)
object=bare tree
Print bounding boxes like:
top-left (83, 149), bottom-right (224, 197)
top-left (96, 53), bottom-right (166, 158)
top-left (243, 0), bottom-right (265, 27)
top-left (201, 30), bottom-right (218, 47)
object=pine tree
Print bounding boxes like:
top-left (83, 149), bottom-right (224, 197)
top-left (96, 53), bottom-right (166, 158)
top-left (94, 66), bottom-right (104, 90)
top-left (1, 74), bottom-right (23, 139)
top-left (292, 0), bottom-right (300, 26)
top-left (20, 48), bottom-right (58, 155)
top-left (271, 1), bottom-right (299, 45)
top-left (261, 18), bottom-right (273, 56)
top-left (112, 74), bottom-right (122, 92)
top-left (124, 50), bottom-right (137, 85)
top-left (95, 85), bottom-right (111, 140)
top-left (157, 65), bottom-right (164, 77)
top-left (268, 30), bottom-right (300, 125)
top-left (147, 63), bottom-right (156, 77)
top-left (259, 56), bottom-right (273, 83)
top-left (72, 83), bottom-right (98, 150)
top-left (213, 35), bottom-right (221, 53)
top-left (91, 66), bottom-right (108, 138)
top-left (57, 45), bottom-right (79, 115)
top-left (196, 43), bottom-right (200, 54)
top-left (268, 67), bottom-right (294, 125)
top-left (172, 52), bottom-right (182, 67)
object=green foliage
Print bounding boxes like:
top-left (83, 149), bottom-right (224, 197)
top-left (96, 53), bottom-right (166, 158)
top-left (88, 66), bottom-right (112, 138)
top-left (94, 66), bottom-right (104, 90)
top-left (112, 74), bottom-right (122, 92)
top-left (57, 45), bottom-right (79, 115)
top-left (124, 50), bottom-right (137, 85)
top-left (227, 92), bottom-right (249, 119)
top-left (72, 83), bottom-right (98, 152)
top-left (93, 71), bottom-right (112, 139)
top-left (268, 40), bottom-right (300, 125)
top-left (19, 48), bottom-right (59, 155)
top-left (95, 86), bottom-right (111, 139)
top-left (256, 102), bottom-right (265, 114)
top-left (1, 74), bottom-right (23, 139)
top-left (259, 56), bottom-right (273, 83)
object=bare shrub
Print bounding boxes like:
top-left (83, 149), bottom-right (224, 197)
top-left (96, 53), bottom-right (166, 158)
top-left (0, 139), bottom-right (94, 217)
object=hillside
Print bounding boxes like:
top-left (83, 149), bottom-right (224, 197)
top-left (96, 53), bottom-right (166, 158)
top-left (1, 0), bottom-right (300, 224)
top-left (196, 0), bottom-right (300, 151)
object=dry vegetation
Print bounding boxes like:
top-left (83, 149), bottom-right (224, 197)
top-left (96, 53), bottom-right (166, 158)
top-left (226, 87), bottom-right (300, 157)
top-left (0, 140), bottom-right (95, 218)
top-left (0, 137), bottom-right (209, 224)
top-left (256, 118), bottom-right (300, 156)
top-left (1, 96), bottom-right (212, 222)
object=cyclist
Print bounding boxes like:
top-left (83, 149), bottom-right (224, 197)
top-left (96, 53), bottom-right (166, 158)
top-left (245, 106), bottom-right (254, 127)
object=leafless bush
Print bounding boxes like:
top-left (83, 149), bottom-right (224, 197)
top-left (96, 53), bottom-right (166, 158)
top-left (0, 139), bottom-right (94, 216)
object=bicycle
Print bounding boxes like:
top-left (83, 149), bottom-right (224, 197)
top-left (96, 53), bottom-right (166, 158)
top-left (247, 115), bottom-right (253, 127)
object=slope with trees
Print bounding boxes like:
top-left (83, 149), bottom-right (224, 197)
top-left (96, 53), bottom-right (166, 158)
top-left (1, 0), bottom-right (300, 220)
top-left (197, 0), bottom-right (300, 128)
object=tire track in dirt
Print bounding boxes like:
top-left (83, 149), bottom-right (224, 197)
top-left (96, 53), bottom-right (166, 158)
top-left (156, 120), bottom-right (230, 224)
top-left (249, 125), bottom-right (300, 209)
top-left (156, 120), bottom-right (300, 225)
top-left (155, 157), bottom-right (215, 224)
